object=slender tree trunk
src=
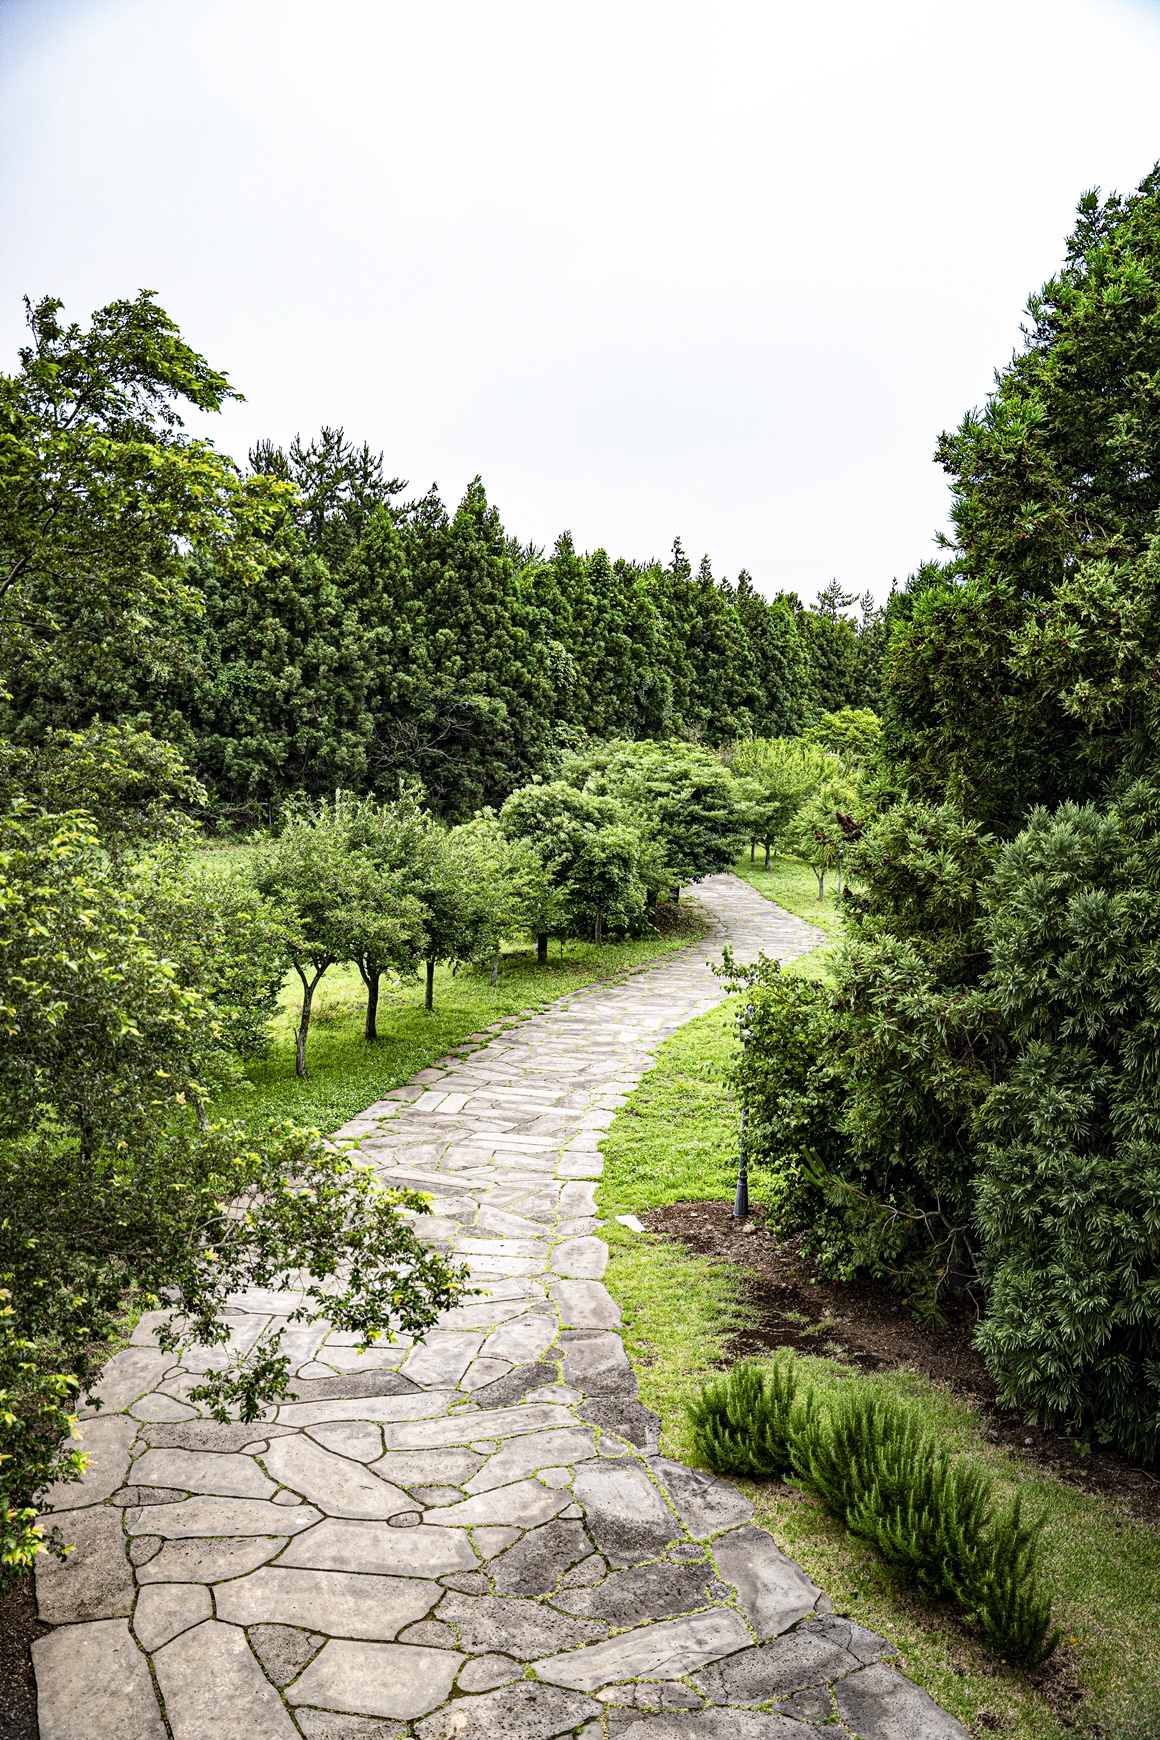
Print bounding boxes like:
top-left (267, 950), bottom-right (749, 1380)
top-left (425, 957), bottom-right (436, 1011)
top-left (750, 840), bottom-right (755, 863)
top-left (764, 842), bottom-right (771, 870)
top-left (357, 962), bottom-right (381, 1043)
top-left (594, 913), bottom-right (603, 947)
top-left (491, 952), bottom-right (500, 987)
top-left (537, 932), bottom-right (548, 965)
top-left (816, 871), bottom-right (825, 900)
top-left (295, 963), bottom-right (328, 1078)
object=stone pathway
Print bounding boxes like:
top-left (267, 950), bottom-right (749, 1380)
top-left (33, 874), bottom-right (968, 1740)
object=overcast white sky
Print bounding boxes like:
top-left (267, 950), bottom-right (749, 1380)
top-left (3, 0), bottom-right (1160, 601)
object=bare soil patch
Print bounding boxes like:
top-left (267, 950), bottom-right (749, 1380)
top-left (644, 1198), bottom-right (1160, 1527)
top-left (0, 1581), bottom-right (45, 1740)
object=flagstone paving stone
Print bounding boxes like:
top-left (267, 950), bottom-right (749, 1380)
top-left (31, 875), bottom-right (965, 1738)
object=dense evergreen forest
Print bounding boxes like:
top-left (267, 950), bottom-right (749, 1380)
top-left (3, 421), bottom-right (885, 819)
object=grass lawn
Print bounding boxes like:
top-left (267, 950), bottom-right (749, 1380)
top-left (597, 977), bottom-right (1158, 1740)
top-left (209, 877), bottom-right (716, 1136)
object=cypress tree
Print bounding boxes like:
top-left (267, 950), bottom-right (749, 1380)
top-left (355, 480), bottom-right (554, 817)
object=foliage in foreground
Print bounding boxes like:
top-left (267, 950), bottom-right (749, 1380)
top-left (689, 1357), bottom-right (1058, 1665)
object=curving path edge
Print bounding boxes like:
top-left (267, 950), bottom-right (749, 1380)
top-left (32, 874), bottom-right (968, 1740)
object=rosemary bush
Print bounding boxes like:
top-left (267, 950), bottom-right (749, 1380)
top-left (689, 1358), bottom-right (1058, 1664)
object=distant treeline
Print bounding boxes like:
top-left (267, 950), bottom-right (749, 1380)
top-left (11, 428), bottom-right (885, 819)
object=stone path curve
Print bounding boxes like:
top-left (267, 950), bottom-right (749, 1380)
top-left (33, 873), bottom-right (968, 1740)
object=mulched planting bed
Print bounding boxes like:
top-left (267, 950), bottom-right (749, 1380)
top-left (0, 1582), bottom-right (46, 1740)
top-left (644, 1197), bottom-right (1160, 1527)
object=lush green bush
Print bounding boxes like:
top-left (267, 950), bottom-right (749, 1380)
top-left (559, 738), bottom-right (747, 890)
top-left (498, 779), bottom-right (653, 946)
top-left (974, 787), bottom-right (1160, 1459)
top-left (686, 1355), bottom-right (799, 1479)
top-left (690, 1357), bottom-right (1058, 1665)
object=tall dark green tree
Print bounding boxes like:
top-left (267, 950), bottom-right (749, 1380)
top-left (0, 292), bottom-right (284, 743)
top-left (885, 167), bottom-right (1160, 831)
top-left (353, 480), bottom-right (555, 817)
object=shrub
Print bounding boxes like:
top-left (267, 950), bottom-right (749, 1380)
top-left (687, 1356), bottom-right (799, 1479)
top-left (974, 787), bottom-right (1160, 1459)
top-left (690, 1358), bottom-right (1058, 1665)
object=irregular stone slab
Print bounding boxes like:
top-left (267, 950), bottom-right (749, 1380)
top-left (276, 1393), bottom-right (447, 1427)
top-left (774, 1687), bottom-right (834, 1723)
top-left (558, 1181), bottom-right (599, 1217)
top-left (422, 1477), bottom-right (571, 1530)
top-left (36, 1503), bottom-right (135, 1622)
top-left (398, 1619), bottom-right (458, 1647)
top-left (456, 1651), bottom-right (522, 1691)
top-left (606, 1713), bottom-right (814, 1739)
top-left (132, 1581), bottom-right (212, 1650)
top-left (372, 1448), bottom-right (483, 1487)
top-left (288, 1640), bottom-right (463, 1719)
top-left (286, 1372), bottom-right (416, 1402)
top-left (416, 1682), bottom-right (601, 1740)
top-left (560, 1331), bottom-right (637, 1396)
top-left (307, 1422), bottom-right (385, 1462)
top-left (126, 1496), bottom-right (321, 1538)
top-left (79, 1349), bottom-right (175, 1416)
top-left (130, 1392), bottom-right (196, 1423)
top-left (131, 1449), bottom-right (277, 1500)
top-left (439, 1299), bottom-right (541, 1331)
top-left (471, 1524), bottom-right (522, 1558)
top-left (144, 1422), bottom-right (296, 1453)
top-left (248, 1621), bottom-right (326, 1686)
top-left (464, 1361), bottom-right (560, 1410)
top-left (481, 1313), bottom-right (559, 1365)
top-left (33, 1617), bottom-right (165, 1740)
top-left (489, 1520), bottom-right (593, 1596)
top-left (216, 1566), bottom-right (440, 1639)
top-left (693, 1615), bottom-right (893, 1704)
top-left (536, 1608), bottom-right (753, 1692)
top-left (380, 1402), bottom-right (575, 1451)
top-left (278, 1518), bottom-right (476, 1576)
top-left (153, 1619), bottom-right (300, 1737)
top-left (556, 1155), bottom-right (603, 1178)
top-left (402, 1333), bottom-right (485, 1388)
top-left (578, 1398), bottom-right (661, 1452)
top-left (561, 1551), bottom-right (607, 1587)
top-left (39, 1414), bottom-right (139, 1511)
top-left (549, 1280), bottom-right (622, 1329)
top-left (711, 1527), bottom-right (820, 1638)
top-left (262, 1434), bottom-right (412, 1519)
top-left (649, 1459), bottom-right (753, 1539)
top-left (460, 1357), bottom-right (512, 1391)
top-left (136, 1536), bottom-right (286, 1584)
top-left (464, 1426), bottom-right (597, 1494)
top-left (834, 1662), bottom-right (971, 1739)
top-left (550, 1238), bottom-right (608, 1279)
top-left (437, 1591), bottom-right (606, 1659)
top-left (554, 1559), bottom-right (714, 1624)
top-left (570, 1461), bottom-right (679, 1565)
top-left (295, 1711), bottom-right (406, 1739)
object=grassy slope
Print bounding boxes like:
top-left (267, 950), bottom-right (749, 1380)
top-left (598, 871), bottom-right (1157, 1740)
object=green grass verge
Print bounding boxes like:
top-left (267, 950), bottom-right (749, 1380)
top-left (598, 1021), bottom-right (1160, 1740)
top-left (599, 999), bottom-right (742, 1215)
top-left (211, 904), bottom-right (716, 1138)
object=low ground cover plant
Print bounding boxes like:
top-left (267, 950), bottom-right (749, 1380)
top-left (689, 1355), bottom-right (1059, 1665)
